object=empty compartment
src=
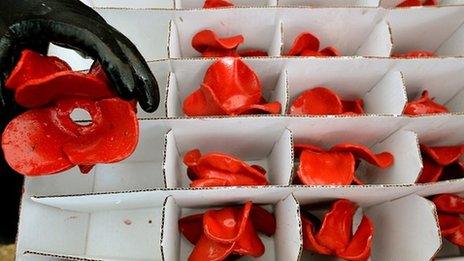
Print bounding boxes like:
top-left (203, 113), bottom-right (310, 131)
top-left (296, 194), bottom-right (440, 260)
top-left (25, 121), bottom-right (169, 197)
top-left (162, 195), bottom-right (301, 260)
top-left (17, 195), bottom-right (166, 261)
top-left (388, 6), bottom-right (464, 57)
top-left (163, 124), bottom-right (294, 187)
top-left (281, 8), bottom-right (391, 57)
top-left (168, 9), bottom-right (282, 58)
top-left (289, 118), bottom-right (421, 185)
top-left (278, 0), bottom-right (380, 7)
top-left (286, 61), bottom-right (407, 115)
top-left (165, 58), bottom-right (287, 117)
top-left (174, 0), bottom-right (276, 9)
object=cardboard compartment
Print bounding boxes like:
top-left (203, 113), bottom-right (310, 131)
top-left (387, 6), bottom-right (464, 57)
top-left (165, 59), bottom-right (287, 117)
top-left (24, 121), bottom-right (169, 196)
top-left (87, 0), bottom-right (174, 8)
top-left (277, 0), bottom-right (380, 7)
top-left (287, 67), bottom-right (407, 115)
top-left (163, 126), bottom-right (293, 187)
top-left (16, 194), bottom-right (167, 261)
top-left (168, 9), bottom-right (282, 58)
top-left (281, 8), bottom-right (390, 57)
top-left (382, 0), bottom-right (464, 7)
top-left (290, 120), bottom-right (422, 185)
top-left (174, 0), bottom-right (276, 9)
top-left (162, 195), bottom-right (302, 260)
top-left (295, 194), bottom-right (440, 260)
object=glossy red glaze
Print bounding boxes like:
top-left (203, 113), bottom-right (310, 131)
top-left (233, 221), bottom-right (265, 257)
top-left (203, 0), bottom-right (234, 8)
top-left (446, 224), bottom-right (464, 247)
top-left (342, 99), bottom-right (365, 115)
top-left (437, 213), bottom-right (462, 237)
top-left (294, 143), bottom-right (325, 158)
top-left (396, 0), bottom-right (437, 7)
top-left (433, 194), bottom-right (464, 214)
top-left (416, 156), bottom-right (443, 183)
top-left (393, 51), bottom-right (437, 58)
top-left (290, 87), bottom-right (343, 115)
top-left (5, 50), bottom-right (71, 91)
top-left (336, 216), bottom-right (374, 261)
top-left (183, 58), bottom-right (281, 116)
top-left (287, 32), bottom-right (341, 57)
top-left (204, 202), bottom-right (252, 243)
top-left (421, 144), bottom-right (464, 166)
top-left (302, 216), bottom-right (332, 255)
top-left (331, 143), bottom-right (394, 169)
top-left (250, 206), bottom-right (277, 237)
top-left (192, 30), bottom-right (244, 54)
top-left (297, 150), bottom-right (355, 185)
top-left (179, 214), bottom-right (204, 245)
top-left (2, 98), bottom-right (138, 176)
top-left (404, 91), bottom-right (448, 115)
top-left (189, 234), bottom-right (234, 261)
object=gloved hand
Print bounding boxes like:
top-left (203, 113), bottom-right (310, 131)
top-left (0, 0), bottom-right (160, 243)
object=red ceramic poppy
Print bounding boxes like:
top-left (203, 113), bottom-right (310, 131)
top-left (392, 51), bottom-right (437, 58)
top-left (437, 214), bottom-right (462, 236)
top-left (289, 87), bottom-right (364, 115)
top-left (192, 30), bottom-right (267, 57)
top-left (433, 194), bottom-right (464, 214)
top-left (6, 50), bottom-right (115, 108)
top-left (417, 144), bottom-right (464, 183)
top-left (287, 32), bottom-right (341, 57)
top-left (203, 0), bottom-right (234, 8)
top-left (183, 149), bottom-right (269, 187)
top-left (432, 194), bottom-right (464, 247)
top-left (295, 143), bottom-right (394, 185)
top-left (2, 98), bottom-right (138, 176)
top-left (404, 91), bottom-right (448, 115)
top-left (301, 199), bottom-right (374, 260)
top-left (183, 58), bottom-right (281, 116)
top-left (180, 202), bottom-right (275, 261)
top-left (396, 0), bottom-right (437, 7)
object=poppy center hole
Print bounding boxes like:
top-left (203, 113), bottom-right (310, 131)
top-left (70, 108), bottom-right (92, 126)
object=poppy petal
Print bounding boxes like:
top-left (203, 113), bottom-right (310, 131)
top-left (78, 165), bottom-right (94, 174)
top-left (330, 143), bottom-right (394, 169)
top-left (342, 99), bottom-right (365, 114)
top-left (287, 33), bottom-right (320, 56)
top-left (336, 215), bottom-right (374, 261)
top-left (202, 48), bottom-right (240, 58)
top-left (420, 144), bottom-right (464, 166)
top-left (183, 84), bottom-right (227, 116)
top-left (416, 156), bottom-right (444, 183)
top-left (192, 30), bottom-right (244, 54)
top-left (432, 194), bottom-right (464, 214)
top-left (437, 213), bottom-right (462, 237)
top-left (179, 213), bottom-right (204, 245)
top-left (250, 206), bottom-right (276, 237)
top-left (61, 98), bottom-right (138, 165)
top-left (238, 50), bottom-right (268, 57)
top-left (289, 87), bottom-right (344, 115)
top-left (423, 0), bottom-right (437, 5)
top-left (294, 143), bottom-right (325, 158)
top-left (301, 215), bottom-right (332, 255)
top-left (404, 91), bottom-right (448, 115)
top-left (203, 202), bottom-right (252, 243)
top-left (298, 150), bottom-right (355, 185)
top-left (317, 199), bottom-right (357, 252)
top-left (15, 70), bottom-right (115, 108)
top-left (233, 102), bottom-right (282, 115)
top-left (250, 165), bottom-right (267, 175)
top-left (5, 50), bottom-right (71, 90)
top-left (189, 234), bottom-right (234, 261)
top-left (446, 224), bottom-right (464, 247)
top-left (396, 0), bottom-right (422, 7)
top-left (2, 106), bottom-right (75, 176)
top-left (319, 47), bottom-right (342, 57)
top-left (191, 178), bottom-right (229, 187)
top-left (233, 220), bottom-right (265, 257)
top-left (203, 0), bottom-right (234, 8)
top-left (184, 149), bottom-right (202, 167)
top-left (300, 50), bottom-right (326, 57)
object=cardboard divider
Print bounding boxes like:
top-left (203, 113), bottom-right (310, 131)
top-left (287, 67), bottom-right (406, 115)
top-left (295, 194), bottom-right (440, 260)
top-left (280, 8), bottom-right (389, 57)
top-left (88, 0), bottom-right (174, 8)
top-left (168, 9), bottom-right (282, 58)
top-left (277, 0), bottom-right (380, 7)
top-left (174, 0), bottom-right (276, 9)
top-left (387, 6), bottom-right (464, 57)
top-left (290, 119), bottom-right (420, 185)
top-left (162, 194), bottom-right (301, 260)
top-left (165, 59), bottom-right (288, 117)
top-left (163, 127), bottom-right (294, 187)
top-left (24, 121), bottom-right (169, 196)
top-left (17, 194), bottom-right (165, 261)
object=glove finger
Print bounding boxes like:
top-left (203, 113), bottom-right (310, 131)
top-left (112, 29), bottom-right (160, 113)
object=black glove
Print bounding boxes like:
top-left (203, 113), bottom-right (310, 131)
top-left (0, 0), bottom-right (160, 244)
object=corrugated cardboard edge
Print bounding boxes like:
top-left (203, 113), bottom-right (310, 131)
top-left (22, 251), bottom-right (104, 261)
